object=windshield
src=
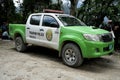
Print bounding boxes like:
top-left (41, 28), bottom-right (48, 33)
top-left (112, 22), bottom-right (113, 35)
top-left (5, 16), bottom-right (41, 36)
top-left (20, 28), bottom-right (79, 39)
top-left (57, 15), bottom-right (86, 26)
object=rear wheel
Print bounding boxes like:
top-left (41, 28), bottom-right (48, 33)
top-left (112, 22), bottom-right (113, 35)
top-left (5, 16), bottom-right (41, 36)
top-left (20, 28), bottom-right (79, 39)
top-left (15, 37), bottom-right (26, 52)
top-left (62, 43), bottom-right (83, 67)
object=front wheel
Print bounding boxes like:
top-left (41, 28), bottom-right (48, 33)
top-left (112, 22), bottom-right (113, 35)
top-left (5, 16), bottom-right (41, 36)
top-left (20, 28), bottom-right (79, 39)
top-left (15, 37), bottom-right (27, 52)
top-left (62, 43), bottom-right (83, 67)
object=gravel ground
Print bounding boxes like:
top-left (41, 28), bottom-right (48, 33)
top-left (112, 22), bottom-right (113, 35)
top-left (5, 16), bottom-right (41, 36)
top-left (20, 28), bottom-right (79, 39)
top-left (0, 40), bottom-right (120, 80)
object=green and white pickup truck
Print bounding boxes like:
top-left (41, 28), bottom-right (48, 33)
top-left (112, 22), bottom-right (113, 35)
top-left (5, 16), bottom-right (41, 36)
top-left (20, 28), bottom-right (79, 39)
top-left (9, 13), bottom-right (114, 67)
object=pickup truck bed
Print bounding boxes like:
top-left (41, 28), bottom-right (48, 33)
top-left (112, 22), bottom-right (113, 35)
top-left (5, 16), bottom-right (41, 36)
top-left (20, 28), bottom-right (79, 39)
top-left (9, 24), bottom-right (26, 41)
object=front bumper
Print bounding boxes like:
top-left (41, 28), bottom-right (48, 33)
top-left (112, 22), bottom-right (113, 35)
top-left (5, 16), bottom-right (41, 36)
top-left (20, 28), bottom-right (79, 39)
top-left (82, 40), bottom-right (114, 58)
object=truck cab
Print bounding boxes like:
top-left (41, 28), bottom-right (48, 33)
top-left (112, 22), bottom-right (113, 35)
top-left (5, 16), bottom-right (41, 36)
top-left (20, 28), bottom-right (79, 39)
top-left (26, 13), bottom-right (63, 50)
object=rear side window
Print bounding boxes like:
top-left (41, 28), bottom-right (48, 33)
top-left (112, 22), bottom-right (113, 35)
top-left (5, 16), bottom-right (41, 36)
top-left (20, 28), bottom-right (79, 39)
top-left (30, 15), bottom-right (41, 25)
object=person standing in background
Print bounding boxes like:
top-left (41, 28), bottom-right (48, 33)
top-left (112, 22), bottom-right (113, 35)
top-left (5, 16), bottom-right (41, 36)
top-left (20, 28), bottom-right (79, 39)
top-left (107, 20), bottom-right (113, 31)
top-left (1, 22), bottom-right (9, 39)
top-left (99, 20), bottom-right (113, 32)
top-left (112, 22), bottom-right (120, 51)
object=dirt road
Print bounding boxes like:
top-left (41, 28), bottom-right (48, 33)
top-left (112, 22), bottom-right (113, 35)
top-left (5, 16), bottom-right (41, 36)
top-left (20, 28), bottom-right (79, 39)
top-left (0, 40), bottom-right (120, 80)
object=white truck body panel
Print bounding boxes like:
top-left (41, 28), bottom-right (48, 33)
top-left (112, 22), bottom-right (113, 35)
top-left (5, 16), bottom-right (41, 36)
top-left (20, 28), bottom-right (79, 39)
top-left (26, 13), bottom-right (63, 50)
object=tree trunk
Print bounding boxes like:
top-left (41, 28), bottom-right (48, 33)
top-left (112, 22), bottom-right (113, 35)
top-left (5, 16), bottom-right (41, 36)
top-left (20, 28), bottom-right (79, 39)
top-left (70, 0), bottom-right (78, 16)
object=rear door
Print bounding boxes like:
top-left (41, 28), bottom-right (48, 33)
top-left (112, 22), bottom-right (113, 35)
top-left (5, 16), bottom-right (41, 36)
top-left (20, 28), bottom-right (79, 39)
top-left (26, 14), bottom-right (42, 45)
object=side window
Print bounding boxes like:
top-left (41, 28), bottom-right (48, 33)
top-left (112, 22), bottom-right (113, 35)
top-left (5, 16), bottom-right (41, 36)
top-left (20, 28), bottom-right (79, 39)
top-left (42, 15), bottom-right (59, 27)
top-left (30, 15), bottom-right (41, 25)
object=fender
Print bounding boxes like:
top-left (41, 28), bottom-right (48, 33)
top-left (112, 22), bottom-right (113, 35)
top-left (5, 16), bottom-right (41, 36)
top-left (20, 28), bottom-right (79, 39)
top-left (14, 29), bottom-right (26, 43)
top-left (59, 34), bottom-right (87, 57)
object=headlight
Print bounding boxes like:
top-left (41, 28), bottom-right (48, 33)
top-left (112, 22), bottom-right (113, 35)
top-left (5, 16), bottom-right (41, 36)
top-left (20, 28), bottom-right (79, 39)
top-left (83, 34), bottom-right (101, 41)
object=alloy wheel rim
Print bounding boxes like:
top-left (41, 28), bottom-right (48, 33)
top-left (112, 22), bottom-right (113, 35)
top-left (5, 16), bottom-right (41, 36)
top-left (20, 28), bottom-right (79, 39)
top-left (64, 49), bottom-right (76, 64)
top-left (16, 39), bottom-right (22, 50)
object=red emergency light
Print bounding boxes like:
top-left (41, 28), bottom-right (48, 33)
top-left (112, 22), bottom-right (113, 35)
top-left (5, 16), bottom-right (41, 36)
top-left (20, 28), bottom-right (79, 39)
top-left (43, 9), bottom-right (64, 14)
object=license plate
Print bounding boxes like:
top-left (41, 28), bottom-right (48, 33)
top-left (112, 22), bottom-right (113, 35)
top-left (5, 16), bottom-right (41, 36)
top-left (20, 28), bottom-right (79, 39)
top-left (109, 45), bottom-right (113, 50)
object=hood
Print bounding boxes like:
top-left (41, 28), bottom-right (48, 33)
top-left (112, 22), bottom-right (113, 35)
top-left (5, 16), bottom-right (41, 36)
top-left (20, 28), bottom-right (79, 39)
top-left (63, 26), bottom-right (109, 34)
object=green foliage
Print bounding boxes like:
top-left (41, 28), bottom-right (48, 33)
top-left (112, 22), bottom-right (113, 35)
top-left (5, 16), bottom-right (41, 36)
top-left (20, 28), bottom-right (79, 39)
top-left (2, 0), bottom-right (120, 27)
top-left (77, 0), bottom-right (120, 27)
top-left (22, 0), bottom-right (55, 23)
top-left (49, 4), bottom-right (61, 10)
top-left (0, 0), bottom-right (16, 23)
top-left (12, 13), bottom-right (23, 23)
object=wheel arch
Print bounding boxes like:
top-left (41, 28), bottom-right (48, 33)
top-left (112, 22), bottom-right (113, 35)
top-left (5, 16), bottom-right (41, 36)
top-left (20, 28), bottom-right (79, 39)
top-left (59, 40), bottom-right (83, 57)
top-left (14, 33), bottom-right (22, 38)
top-left (14, 32), bottom-right (26, 43)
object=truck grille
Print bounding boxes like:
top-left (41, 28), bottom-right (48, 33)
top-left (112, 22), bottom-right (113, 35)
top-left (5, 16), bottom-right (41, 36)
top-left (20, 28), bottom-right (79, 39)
top-left (101, 33), bottom-right (113, 42)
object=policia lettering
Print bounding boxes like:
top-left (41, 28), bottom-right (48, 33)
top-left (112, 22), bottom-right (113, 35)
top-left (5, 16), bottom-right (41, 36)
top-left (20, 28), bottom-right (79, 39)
top-left (29, 31), bottom-right (44, 38)
top-left (46, 29), bottom-right (52, 41)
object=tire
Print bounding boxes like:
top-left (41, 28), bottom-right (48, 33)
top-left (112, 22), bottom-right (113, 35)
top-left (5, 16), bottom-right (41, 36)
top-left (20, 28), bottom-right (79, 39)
top-left (15, 37), bottom-right (26, 52)
top-left (62, 43), bottom-right (83, 67)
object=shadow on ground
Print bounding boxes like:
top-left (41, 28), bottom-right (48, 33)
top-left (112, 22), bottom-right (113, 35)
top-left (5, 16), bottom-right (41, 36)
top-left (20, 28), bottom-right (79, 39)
top-left (11, 45), bottom-right (117, 73)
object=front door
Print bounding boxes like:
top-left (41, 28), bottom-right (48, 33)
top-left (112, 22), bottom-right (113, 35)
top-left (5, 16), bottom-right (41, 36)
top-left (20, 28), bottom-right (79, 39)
top-left (39, 15), bottom-right (60, 50)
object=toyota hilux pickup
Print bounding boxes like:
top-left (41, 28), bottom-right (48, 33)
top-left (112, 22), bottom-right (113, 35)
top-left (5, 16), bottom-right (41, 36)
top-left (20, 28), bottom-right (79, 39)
top-left (9, 13), bottom-right (114, 67)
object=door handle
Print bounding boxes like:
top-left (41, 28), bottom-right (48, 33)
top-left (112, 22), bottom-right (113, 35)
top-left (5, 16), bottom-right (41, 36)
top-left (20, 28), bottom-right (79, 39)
top-left (55, 30), bottom-right (59, 34)
top-left (40, 29), bottom-right (44, 31)
top-left (27, 27), bottom-right (30, 29)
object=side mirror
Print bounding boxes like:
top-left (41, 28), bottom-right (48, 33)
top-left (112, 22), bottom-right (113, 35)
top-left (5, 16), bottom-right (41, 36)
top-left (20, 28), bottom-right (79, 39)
top-left (50, 22), bottom-right (59, 28)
